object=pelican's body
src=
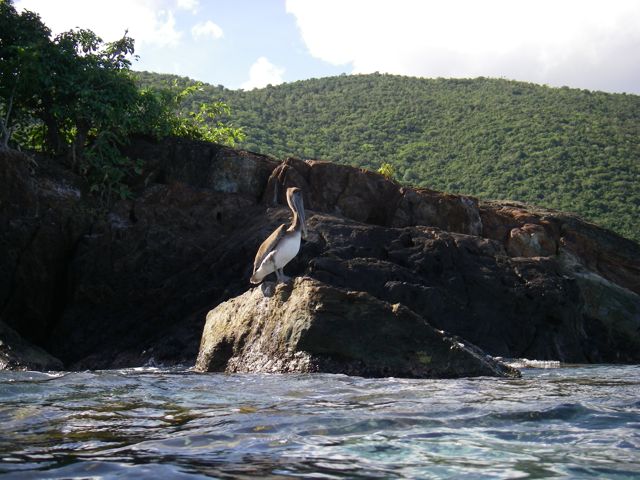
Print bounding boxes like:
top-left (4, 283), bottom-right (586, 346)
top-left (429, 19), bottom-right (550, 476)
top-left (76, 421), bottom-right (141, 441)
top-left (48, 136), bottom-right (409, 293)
top-left (250, 187), bottom-right (307, 284)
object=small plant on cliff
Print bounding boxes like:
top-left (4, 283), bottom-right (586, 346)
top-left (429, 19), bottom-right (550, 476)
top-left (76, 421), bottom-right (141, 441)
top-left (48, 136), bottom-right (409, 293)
top-left (377, 162), bottom-right (396, 180)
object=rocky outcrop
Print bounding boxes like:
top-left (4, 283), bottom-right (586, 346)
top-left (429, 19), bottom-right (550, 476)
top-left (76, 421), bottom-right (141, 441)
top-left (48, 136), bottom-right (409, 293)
top-left (44, 139), bottom-right (278, 370)
top-left (478, 200), bottom-right (640, 296)
top-left (0, 139), bottom-right (278, 370)
top-left (264, 157), bottom-right (482, 235)
top-left (267, 158), bottom-right (640, 297)
top-left (195, 277), bottom-right (518, 378)
top-left (0, 321), bottom-right (63, 371)
top-left (214, 209), bottom-right (638, 364)
top-left (2, 136), bottom-right (640, 370)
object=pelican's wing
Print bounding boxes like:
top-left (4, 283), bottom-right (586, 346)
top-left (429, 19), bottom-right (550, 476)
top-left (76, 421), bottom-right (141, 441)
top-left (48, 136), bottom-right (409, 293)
top-left (253, 224), bottom-right (287, 273)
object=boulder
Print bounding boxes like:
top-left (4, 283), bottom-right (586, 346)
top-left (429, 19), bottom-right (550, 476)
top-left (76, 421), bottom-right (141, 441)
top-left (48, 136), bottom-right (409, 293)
top-left (195, 277), bottom-right (519, 378)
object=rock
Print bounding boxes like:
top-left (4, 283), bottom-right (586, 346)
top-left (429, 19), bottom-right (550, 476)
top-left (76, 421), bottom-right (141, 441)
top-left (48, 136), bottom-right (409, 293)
top-left (480, 200), bottom-right (640, 296)
top-left (263, 157), bottom-right (482, 234)
top-left (264, 158), bottom-right (402, 226)
top-left (0, 150), bottom-right (90, 351)
top-left (46, 182), bottom-right (265, 369)
top-left (3, 138), bottom-right (640, 370)
top-left (558, 250), bottom-right (640, 362)
top-left (195, 277), bottom-right (519, 378)
top-left (124, 136), bottom-right (278, 199)
top-left (1, 140), bottom-right (279, 370)
top-left (506, 223), bottom-right (557, 257)
top-left (0, 321), bottom-right (63, 371)
top-left (292, 213), bottom-right (640, 363)
top-left (391, 187), bottom-right (483, 236)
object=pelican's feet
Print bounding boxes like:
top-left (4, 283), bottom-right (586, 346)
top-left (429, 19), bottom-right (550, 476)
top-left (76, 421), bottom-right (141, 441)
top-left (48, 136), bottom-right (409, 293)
top-left (260, 281), bottom-right (276, 297)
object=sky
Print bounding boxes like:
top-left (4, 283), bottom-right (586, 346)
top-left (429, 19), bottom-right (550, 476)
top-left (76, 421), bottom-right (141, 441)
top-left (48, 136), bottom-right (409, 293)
top-left (14, 0), bottom-right (640, 94)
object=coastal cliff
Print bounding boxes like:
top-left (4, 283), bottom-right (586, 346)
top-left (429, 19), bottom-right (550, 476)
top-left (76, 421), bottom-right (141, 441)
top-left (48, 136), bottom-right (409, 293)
top-left (1, 137), bottom-right (639, 372)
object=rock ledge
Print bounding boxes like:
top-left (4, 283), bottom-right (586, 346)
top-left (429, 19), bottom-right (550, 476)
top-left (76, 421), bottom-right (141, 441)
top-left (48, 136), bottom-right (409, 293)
top-left (195, 277), bottom-right (519, 379)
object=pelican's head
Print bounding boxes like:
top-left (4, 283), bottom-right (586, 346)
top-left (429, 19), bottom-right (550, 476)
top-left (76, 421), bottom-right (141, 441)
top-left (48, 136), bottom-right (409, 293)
top-left (286, 187), bottom-right (307, 239)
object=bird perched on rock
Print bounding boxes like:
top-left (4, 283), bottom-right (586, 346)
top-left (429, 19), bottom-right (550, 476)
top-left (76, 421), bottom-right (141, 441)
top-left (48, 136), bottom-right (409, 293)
top-left (250, 187), bottom-right (307, 284)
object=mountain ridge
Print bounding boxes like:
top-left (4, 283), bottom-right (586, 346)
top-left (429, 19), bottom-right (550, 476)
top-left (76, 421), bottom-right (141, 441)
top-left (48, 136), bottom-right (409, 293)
top-left (135, 72), bottom-right (640, 243)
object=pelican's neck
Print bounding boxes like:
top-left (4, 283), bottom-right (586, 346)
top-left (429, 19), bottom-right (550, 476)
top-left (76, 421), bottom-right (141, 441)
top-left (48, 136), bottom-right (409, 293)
top-left (289, 207), bottom-right (301, 232)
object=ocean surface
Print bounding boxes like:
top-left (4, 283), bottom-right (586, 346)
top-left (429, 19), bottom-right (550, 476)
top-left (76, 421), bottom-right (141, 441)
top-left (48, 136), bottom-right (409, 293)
top-left (0, 364), bottom-right (638, 479)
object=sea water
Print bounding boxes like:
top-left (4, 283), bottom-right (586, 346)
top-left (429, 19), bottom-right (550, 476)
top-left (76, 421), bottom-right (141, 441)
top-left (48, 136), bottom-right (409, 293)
top-left (0, 364), bottom-right (638, 479)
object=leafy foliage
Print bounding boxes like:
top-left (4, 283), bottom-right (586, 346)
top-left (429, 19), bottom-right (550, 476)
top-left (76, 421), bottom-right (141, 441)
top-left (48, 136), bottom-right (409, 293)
top-left (0, 0), bottom-right (243, 206)
top-left (136, 71), bottom-right (640, 243)
top-left (138, 82), bottom-right (245, 146)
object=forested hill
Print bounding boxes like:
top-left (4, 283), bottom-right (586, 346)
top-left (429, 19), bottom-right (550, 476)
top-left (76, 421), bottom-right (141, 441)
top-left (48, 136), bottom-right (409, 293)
top-left (135, 72), bottom-right (640, 243)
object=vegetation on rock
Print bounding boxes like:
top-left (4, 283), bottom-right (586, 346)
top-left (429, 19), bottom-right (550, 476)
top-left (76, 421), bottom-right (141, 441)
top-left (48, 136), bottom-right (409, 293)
top-left (0, 0), bottom-right (243, 205)
top-left (136, 71), bottom-right (640, 243)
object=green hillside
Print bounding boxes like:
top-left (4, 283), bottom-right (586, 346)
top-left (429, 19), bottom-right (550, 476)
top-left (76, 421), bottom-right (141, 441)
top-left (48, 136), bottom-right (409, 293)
top-left (135, 72), bottom-right (640, 243)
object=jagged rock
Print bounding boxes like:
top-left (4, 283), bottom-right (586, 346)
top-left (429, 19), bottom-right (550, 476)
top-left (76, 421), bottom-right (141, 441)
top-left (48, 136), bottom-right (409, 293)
top-left (479, 200), bottom-right (640, 295)
top-left (288, 213), bottom-right (640, 363)
top-left (263, 157), bottom-right (481, 234)
top-left (0, 321), bottom-right (63, 371)
top-left (506, 223), bottom-right (557, 257)
top-left (3, 138), bottom-right (640, 370)
top-left (195, 277), bottom-right (519, 378)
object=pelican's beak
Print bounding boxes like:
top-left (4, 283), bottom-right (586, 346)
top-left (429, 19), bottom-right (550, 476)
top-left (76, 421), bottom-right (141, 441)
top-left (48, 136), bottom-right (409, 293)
top-left (295, 194), bottom-right (308, 240)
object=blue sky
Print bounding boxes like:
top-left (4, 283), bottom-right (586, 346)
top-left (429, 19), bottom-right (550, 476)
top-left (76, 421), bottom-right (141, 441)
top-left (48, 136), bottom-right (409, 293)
top-left (136, 0), bottom-right (346, 88)
top-left (15, 0), bottom-right (640, 93)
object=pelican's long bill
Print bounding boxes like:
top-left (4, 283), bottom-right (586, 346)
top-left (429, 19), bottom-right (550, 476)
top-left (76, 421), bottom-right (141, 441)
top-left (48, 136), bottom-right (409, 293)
top-left (293, 192), bottom-right (307, 239)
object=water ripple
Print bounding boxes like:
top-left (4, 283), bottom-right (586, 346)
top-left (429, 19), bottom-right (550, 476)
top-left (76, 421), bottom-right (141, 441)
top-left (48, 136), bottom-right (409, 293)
top-left (0, 365), bottom-right (639, 478)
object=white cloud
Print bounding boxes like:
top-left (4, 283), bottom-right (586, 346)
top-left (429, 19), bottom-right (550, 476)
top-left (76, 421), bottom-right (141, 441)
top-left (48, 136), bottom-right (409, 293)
top-left (286, 0), bottom-right (640, 93)
top-left (177, 0), bottom-right (199, 13)
top-left (241, 57), bottom-right (285, 90)
top-left (191, 20), bottom-right (224, 40)
top-left (15, 0), bottom-right (183, 47)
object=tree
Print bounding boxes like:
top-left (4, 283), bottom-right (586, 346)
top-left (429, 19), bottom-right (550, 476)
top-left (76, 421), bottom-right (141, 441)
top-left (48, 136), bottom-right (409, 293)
top-left (1, 0), bottom-right (245, 205)
top-left (0, 0), bottom-right (51, 149)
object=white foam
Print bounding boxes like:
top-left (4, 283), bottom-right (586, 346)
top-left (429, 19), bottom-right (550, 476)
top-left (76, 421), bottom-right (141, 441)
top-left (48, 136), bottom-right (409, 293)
top-left (498, 358), bottom-right (562, 369)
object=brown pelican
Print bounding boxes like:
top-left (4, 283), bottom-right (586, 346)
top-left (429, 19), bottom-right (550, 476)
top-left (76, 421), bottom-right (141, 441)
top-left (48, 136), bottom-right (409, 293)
top-left (250, 187), bottom-right (307, 284)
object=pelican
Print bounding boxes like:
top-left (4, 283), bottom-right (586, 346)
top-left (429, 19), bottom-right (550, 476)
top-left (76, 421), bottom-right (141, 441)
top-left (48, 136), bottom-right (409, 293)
top-left (250, 187), bottom-right (307, 284)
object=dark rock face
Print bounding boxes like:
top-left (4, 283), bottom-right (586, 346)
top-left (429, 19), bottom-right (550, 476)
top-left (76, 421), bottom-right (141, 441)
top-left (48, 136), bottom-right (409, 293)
top-left (195, 277), bottom-right (519, 378)
top-left (0, 140), bottom-right (278, 370)
top-left (123, 136), bottom-right (278, 197)
top-left (2, 137), bottom-right (640, 371)
top-left (0, 151), bottom-right (90, 350)
top-left (47, 184), bottom-right (263, 369)
top-left (0, 320), bottom-right (63, 371)
top-left (257, 159), bottom-right (640, 364)
top-left (47, 138), bottom-right (278, 369)
top-left (211, 209), bottom-right (639, 364)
